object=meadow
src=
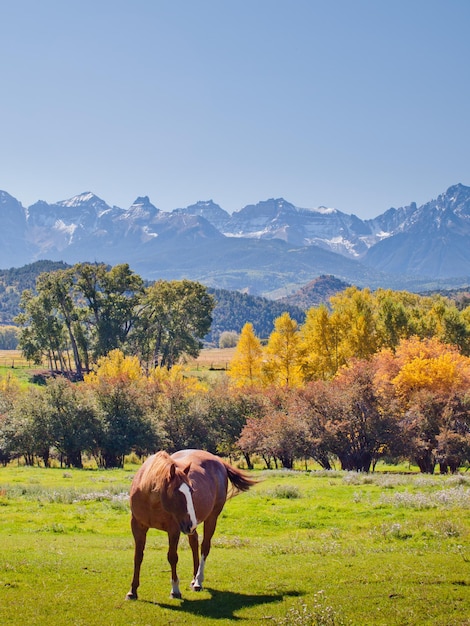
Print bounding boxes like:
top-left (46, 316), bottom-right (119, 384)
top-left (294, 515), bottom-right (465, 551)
top-left (0, 348), bottom-right (234, 387)
top-left (1, 464), bottom-right (469, 625)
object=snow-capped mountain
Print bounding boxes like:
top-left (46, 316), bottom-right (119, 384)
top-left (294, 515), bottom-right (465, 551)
top-left (173, 200), bottom-right (230, 232)
top-left (363, 184), bottom-right (470, 277)
top-left (25, 192), bottom-right (120, 254)
top-left (222, 198), bottom-right (375, 257)
top-left (1, 184), bottom-right (469, 295)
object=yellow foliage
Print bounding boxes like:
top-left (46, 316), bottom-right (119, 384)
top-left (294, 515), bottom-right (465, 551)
top-left (299, 305), bottom-right (342, 381)
top-left (263, 312), bottom-right (303, 387)
top-left (84, 349), bottom-right (143, 384)
top-left (372, 347), bottom-right (397, 398)
top-left (374, 336), bottom-right (470, 406)
top-left (148, 363), bottom-right (207, 394)
top-left (394, 335), bottom-right (457, 364)
top-left (0, 374), bottom-right (21, 397)
top-left (392, 351), bottom-right (470, 399)
top-left (329, 286), bottom-right (378, 359)
top-left (228, 323), bottom-right (264, 388)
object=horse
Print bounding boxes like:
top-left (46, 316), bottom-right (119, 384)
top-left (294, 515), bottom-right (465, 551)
top-left (126, 449), bottom-right (257, 600)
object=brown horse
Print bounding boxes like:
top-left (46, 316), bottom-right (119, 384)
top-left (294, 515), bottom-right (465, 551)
top-left (126, 449), bottom-right (257, 600)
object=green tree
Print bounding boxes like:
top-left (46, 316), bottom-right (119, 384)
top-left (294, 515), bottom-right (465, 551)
top-left (85, 350), bottom-right (157, 467)
top-left (375, 290), bottom-right (413, 349)
top-left (16, 289), bottom-right (70, 372)
top-left (16, 263), bottom-right (145, 376)
top-left (203, 384), bottom-right (266, 464)
top-left (137, 280), bottom-right (214, 369)
top-left (0, 376), bottom-right (21, 465)
top-left (8, 388), bottom-right (54, 466)
top-left (43, 378), bottom-right (99, 468)
top-left (35, 270), bottom-right (85, 377)
top-left (440, 307), bottom-right (470, 355)
top-left (75, 263), bottom-right (144, 359)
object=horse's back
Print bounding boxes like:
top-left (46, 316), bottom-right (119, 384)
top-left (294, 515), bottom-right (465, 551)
top-left (171, 449), bottom-right (224, 467)
top-left (171, 449), bottom-right (229, 519)
top-left (171, 449), bottom-right (228, 489)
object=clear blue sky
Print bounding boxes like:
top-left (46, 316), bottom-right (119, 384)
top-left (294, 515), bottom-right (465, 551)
top-left (1, 0), bottom-right (469, 218)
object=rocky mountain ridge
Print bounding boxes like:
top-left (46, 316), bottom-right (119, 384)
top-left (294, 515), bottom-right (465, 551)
top-left (1, 184), bottom-right (469, 296)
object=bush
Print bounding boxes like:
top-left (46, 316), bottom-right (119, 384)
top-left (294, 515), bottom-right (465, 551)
top-left (219, 331), bottom-right (239, 348)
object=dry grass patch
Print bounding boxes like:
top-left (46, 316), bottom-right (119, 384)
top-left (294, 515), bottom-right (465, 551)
top-left (187, 347), bottom-right (235, 370)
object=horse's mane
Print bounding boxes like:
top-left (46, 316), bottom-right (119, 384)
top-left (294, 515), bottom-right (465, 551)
top-left (139, 451), bottom-right (176, 494)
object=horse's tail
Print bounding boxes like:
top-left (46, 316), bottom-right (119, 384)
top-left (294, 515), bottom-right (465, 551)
top-left (224, 462), bottom-right (258, 496)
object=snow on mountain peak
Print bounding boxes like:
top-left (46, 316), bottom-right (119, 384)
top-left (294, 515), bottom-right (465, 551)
top-left (312, 206), bottom-right (337, 215)
top-left (58, 192), bottom-right (99, 208)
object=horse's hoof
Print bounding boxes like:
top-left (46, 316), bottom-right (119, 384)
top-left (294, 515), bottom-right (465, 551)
top-left (191, 583), bottom-right (202, 592)
top-left (126, 592), bottom-right (137, 601)
top-left (170, 591), bottom-right (182, 599)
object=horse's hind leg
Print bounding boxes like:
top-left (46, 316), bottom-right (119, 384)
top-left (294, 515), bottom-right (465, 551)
top-left (126, 516), bottom-right (148, 600)
top-left (192, 512), bottom-right (219, 591)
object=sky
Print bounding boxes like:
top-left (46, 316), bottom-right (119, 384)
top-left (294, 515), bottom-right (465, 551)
top-left (1, 0), bottom-right (469, 219)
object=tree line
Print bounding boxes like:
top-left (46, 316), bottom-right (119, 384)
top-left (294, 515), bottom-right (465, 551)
top-left (228, 286), bottom-right (470, 386)
top-left (226, 286), bottom-right (470, 473)
top-left (1, 273), bottom-right (470, 473)
top-left (0, 350), bottom-right (263, 469)
top-left (1, 335), bottom-right (469, 473)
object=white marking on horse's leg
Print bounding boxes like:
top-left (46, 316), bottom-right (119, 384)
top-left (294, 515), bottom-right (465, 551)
top-left (170, 577), bottom-right (182, 599)
top-left (192, 555), bottom-right (205, 591)
top-left (179, 483), bottom-right (198, 532)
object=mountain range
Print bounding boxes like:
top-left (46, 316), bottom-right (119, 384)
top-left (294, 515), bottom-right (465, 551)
top-left (1, 184), bottom-right (469, 297)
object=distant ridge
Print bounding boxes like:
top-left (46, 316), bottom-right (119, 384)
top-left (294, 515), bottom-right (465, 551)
top-left (278, 275), bottom-right (351, 310)
top-left (1, 184), bottom-right (470, 295)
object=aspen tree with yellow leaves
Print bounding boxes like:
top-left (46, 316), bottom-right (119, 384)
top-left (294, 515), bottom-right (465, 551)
top-left (329, 286), bottom-right (378, 360)
top-left (299, 304), bottom-right (342, 380)
top-left (227, 322), bottom-right (264, 387)
top-left (263, 312), bottom-right (303, 387)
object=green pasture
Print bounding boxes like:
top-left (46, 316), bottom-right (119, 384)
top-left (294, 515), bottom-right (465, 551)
top-left (1, 465), bottom-right (469, 625)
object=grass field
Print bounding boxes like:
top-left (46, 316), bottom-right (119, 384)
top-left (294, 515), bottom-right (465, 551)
top-left (0, 350), bottom-right (30, 367)
top-left (1, 464), bottom-right (469, 625)
top-left (0, 349), bottom-right (39, 388)
top-left (189, 347), bottom-right (235, 370)
top-left (0, 348), bottom-right (234, 387)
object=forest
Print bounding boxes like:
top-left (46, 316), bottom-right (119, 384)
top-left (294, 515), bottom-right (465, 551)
top-left (0, 262), bottom-right (470, 473)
